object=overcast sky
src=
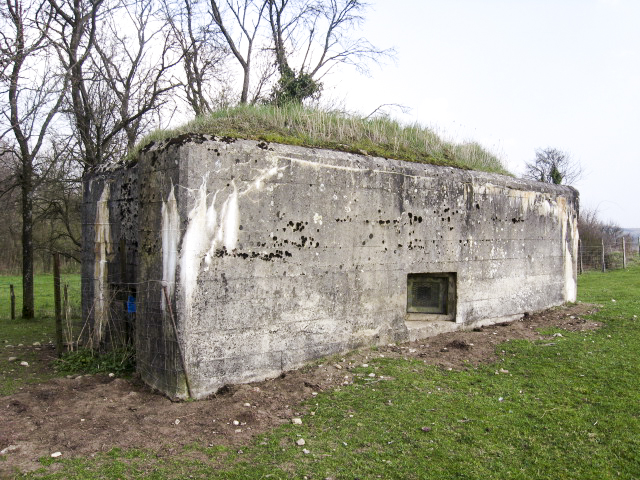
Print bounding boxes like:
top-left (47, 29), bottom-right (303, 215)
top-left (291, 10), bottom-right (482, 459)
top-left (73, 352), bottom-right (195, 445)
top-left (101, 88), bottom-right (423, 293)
top-left (324, 0), bottom-right (640, 228)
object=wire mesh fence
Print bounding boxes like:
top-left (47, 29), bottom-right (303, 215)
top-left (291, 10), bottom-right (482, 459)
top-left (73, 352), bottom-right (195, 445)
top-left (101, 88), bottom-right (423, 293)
top-left (81, 276), bottom-right (187, 395)
top-left (579, 237), bottom-right (640, 273)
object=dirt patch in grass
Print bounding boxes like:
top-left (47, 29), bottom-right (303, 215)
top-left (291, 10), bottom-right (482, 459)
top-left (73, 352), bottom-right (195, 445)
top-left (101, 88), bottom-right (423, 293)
top-left (0, 303), bottom-right (600, 475)
top-left (0, 343), bottom-right (59, 396)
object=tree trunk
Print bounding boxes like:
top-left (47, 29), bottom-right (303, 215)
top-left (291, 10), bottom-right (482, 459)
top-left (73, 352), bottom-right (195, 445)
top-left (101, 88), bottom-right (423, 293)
top-left (21, 159), bottom-right (34, 319)
top-left (240, 63), bottom-right (250, 104)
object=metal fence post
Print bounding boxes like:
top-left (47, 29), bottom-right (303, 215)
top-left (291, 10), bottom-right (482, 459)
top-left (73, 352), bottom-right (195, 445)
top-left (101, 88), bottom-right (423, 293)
top-left (601, 239), bottom-right (606, 272)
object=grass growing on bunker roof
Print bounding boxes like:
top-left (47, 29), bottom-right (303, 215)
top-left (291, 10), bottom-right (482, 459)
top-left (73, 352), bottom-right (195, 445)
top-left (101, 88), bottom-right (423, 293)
top-left (130, 103), bottom-right (510, 175)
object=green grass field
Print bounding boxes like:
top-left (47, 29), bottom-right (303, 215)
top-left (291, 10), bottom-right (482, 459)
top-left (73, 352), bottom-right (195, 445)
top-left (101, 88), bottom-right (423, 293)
top-left (0, 274), bottom-right (81, 321)
top-left (0, 275), bottom-right (81, 396)
top-left (4, 267), bottom-right (640, 479)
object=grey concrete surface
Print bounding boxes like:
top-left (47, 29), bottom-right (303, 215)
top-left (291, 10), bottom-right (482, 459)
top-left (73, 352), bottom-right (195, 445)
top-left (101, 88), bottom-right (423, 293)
top-left (83, 136), bottom-right (579, 399)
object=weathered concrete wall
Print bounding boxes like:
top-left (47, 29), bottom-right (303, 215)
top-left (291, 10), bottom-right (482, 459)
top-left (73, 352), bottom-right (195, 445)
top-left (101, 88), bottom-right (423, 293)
top-left (84, 136), bottom-right (579, 399)
top-left (82, 166), bottom-right (138, 348)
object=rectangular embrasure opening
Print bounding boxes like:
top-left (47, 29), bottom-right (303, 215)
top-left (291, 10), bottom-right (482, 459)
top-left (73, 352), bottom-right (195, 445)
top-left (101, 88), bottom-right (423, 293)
top-left (407, 273), bottom-right (456, 320)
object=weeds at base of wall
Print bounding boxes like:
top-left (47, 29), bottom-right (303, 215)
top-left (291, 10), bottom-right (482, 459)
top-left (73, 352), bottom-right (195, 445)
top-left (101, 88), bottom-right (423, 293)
top-left (61, 289), bottom-right (136, 376)
top-left (54, 347), bottom-right (135, 376)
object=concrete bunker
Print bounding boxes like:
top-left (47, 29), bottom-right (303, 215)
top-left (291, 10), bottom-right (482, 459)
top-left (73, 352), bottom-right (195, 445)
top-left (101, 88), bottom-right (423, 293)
top-left (82, 136), bottom-right (579, 399)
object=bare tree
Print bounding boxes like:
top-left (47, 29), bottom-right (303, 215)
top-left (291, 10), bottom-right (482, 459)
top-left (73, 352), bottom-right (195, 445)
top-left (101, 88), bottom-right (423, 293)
top-left (94, 0), bottom-right (180, 152)
top-left (161, 0), bottom-right (231, 115)
top-left (32, 139), bottom-right (82, 263)
top-left (46, 0), bottom-right (104, 168)
top-left (267, 0), bottom-right (318, 103)
top-left (0, 138), bottom-right (82, 274)
top-left (162, 0), bottom-right (391, 107)
top-left (524, 147), bottom-right (581, 186)
top-left (207, 0), bottom-right (269, 104)
top-left (267, 0), bottom-right (394, 104)
top-left (1, 0), bottom-right (67, 317)
top-left (48, 0), bottom-right (179, 168)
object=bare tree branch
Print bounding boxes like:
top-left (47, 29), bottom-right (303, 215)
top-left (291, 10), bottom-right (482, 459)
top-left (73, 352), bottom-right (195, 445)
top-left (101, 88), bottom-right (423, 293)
top-left (207, 0), bottom-right (267, 103)
top-left (49, 0), bottom-right (179, 168)
top-left (161, 0), bottom-right (230, 115)
top-left (363, 103), bottom-right (410, 120)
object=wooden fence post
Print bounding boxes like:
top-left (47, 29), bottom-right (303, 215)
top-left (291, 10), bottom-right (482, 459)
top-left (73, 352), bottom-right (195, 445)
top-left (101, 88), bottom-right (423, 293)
top-left (63, 283), bottom-right (72, 351)
top-left (53, 253), bottom-right (63, 357)
top-left (9, 284), bottom-right (15, 320)
top-left (623, 237), bottom-right (627, 269)
top-left (578, 239), bottom-right (583, 275)
top-left (601, 239), bottom-right (606, 272)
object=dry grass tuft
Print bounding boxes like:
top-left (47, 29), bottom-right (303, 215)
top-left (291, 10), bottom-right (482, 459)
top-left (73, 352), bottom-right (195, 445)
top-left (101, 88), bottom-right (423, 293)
top-left (129, 104), bottom-right (510, 175)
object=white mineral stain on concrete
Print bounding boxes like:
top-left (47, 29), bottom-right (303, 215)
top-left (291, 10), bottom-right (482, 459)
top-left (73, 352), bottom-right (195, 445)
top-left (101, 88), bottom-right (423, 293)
top-left (179, 178), bottom-right (239, 316)
top-left (161, 184), bottom-right (180, 311)
top-left (205, 191), bottom-right (219, 242)
top-left (222, 181), bottom-right (239, 251)
top-left (94, 183), bottom-right (112, 344)
top-left (180, 178), bottom-right (211, 316)
top-left (558, 196), bottom-right (578, 302)
top-left (284, 156), bottom-right (362, 173)
top-left (178, 157), bottom-right (290, 317)
top-left (239, 161), bottom-right (288, 197)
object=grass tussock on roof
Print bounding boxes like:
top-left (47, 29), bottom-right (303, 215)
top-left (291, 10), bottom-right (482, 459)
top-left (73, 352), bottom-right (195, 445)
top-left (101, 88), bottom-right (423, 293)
top-left (131, 104), bottom-right (510, 175)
